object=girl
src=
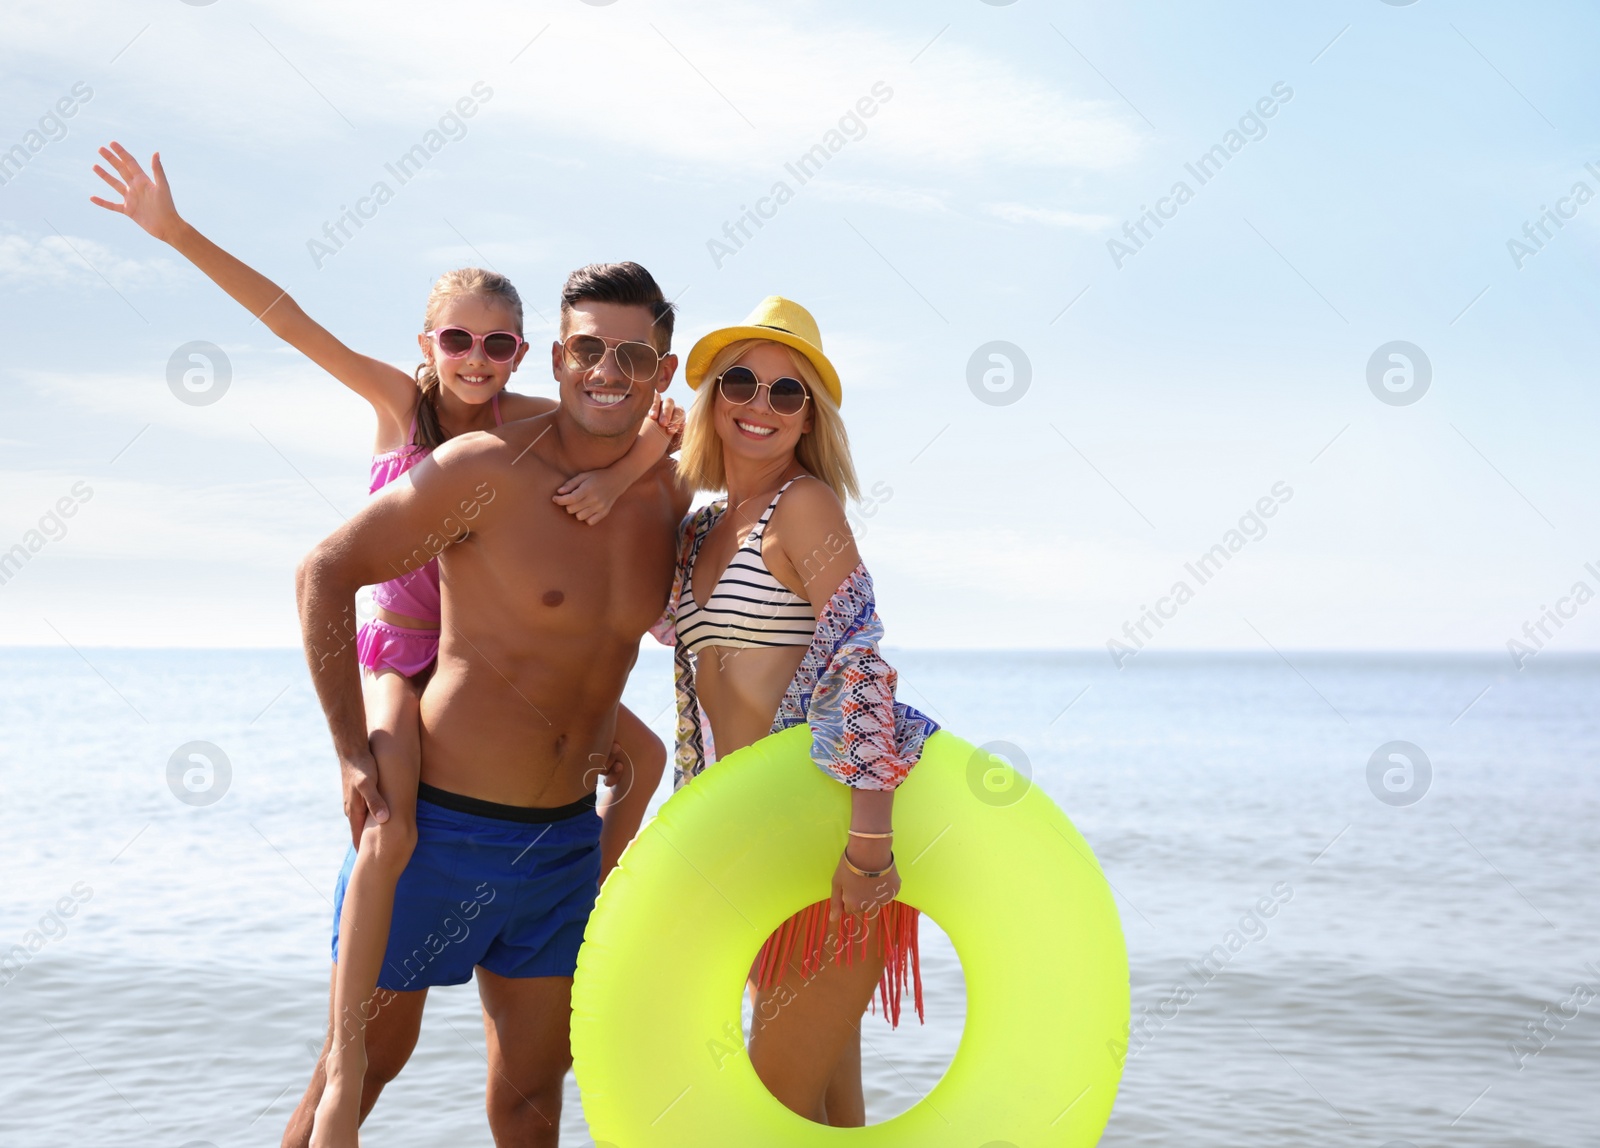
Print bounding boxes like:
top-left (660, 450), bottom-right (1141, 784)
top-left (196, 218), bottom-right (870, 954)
top-left (90, 142), bottom-right (675, 1147)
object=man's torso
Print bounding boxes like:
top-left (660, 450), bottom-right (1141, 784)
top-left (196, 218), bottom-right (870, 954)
top-left (418, 415), bottom-right (680, 806)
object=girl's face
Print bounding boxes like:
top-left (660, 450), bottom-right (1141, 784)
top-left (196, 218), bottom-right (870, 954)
top-left (416, 294), bottom-right (530, 407)
top-left (711, 341), bottom-right (813, 468)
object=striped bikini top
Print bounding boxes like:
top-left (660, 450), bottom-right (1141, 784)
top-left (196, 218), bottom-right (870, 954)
top-left (676, 477), bottom-right (817, 654)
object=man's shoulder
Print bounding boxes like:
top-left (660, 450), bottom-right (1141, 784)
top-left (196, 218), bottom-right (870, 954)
top-left (635, 456), bottom-right (695, 522)
top-left (433, 413), bottom-right (557, 473)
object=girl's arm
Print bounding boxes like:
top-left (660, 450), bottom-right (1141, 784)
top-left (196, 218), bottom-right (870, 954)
top-left (90, 142), bottom-right (416, 433)
top-left (552, 395), bottom-right (684, 524)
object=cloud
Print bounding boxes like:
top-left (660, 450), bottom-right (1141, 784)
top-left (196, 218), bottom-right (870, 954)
top-left (805, 179), bottom-right (953, 216)
top-left (18, 359), bottom-right (378, 469)
top-left (805, 331), bottom-right (920, 393)
top-left (15, 2), bottom-right (1144, 181)
top-left (869, 524), bottom-right (1129, 601)
top-left (985, 202), bottom-right (1117, 231)
top-left (0, 230), bottom-right (184, 290)
top-left (0, 471), bottom-right (328, 565)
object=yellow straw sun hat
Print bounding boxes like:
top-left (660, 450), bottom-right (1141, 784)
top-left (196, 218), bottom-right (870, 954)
top-left (684, 296), bottom-right (842, 407)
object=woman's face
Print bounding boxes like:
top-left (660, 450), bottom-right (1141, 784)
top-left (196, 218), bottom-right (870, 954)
top-left (711, 341), bottom-right (813, 468)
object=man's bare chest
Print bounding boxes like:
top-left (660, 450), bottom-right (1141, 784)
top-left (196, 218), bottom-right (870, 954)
top-left (440, 470), bottom-right (677, 641)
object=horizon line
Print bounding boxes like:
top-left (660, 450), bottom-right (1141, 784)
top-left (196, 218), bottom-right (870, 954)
top-left (2, 644), bottom-right (1596, 659)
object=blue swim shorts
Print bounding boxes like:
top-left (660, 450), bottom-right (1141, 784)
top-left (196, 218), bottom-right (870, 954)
top-left (332, 781), bottom-right (602, 991)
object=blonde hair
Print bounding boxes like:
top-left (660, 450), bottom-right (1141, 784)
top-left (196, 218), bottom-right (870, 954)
top-left (679, 338), bottom-right (859, 502)
top-left (412, 267), bottom-right (524, 449)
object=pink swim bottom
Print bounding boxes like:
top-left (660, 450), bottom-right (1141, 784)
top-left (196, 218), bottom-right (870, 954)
top-left (356, 618), bottom-right (439, 678)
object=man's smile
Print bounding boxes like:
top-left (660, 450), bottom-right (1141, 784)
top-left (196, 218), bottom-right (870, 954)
top-left (583, 385), bottom-right (631, 407)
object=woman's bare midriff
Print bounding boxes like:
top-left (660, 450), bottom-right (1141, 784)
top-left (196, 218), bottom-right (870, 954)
top-left (694, 643), bottom-right (807, 756)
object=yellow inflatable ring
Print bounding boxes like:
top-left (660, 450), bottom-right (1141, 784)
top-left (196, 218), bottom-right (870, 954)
top-left (571, 725), bottom-right (1128, 1146)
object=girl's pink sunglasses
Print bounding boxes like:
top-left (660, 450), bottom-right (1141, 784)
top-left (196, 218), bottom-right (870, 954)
top-left (426, 327), bottom-right (525, 363)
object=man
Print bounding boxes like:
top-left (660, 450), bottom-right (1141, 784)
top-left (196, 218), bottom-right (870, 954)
top-left (283, 263), bottom-right (690, 1146)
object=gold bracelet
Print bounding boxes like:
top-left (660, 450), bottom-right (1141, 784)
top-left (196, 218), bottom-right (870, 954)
top-left (842, 849), bottom-right (895, 879)
top-left (847, 829), bottom-right (894, 839)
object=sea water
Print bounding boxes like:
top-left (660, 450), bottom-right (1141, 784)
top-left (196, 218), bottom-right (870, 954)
top-left (1, 648), bottom-right (1595, 1146)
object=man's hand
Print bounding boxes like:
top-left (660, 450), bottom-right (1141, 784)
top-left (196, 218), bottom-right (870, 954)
top-left (341, 747), bottom-right (389, 848)
top-left (597, 741), bottom-right (631, 792)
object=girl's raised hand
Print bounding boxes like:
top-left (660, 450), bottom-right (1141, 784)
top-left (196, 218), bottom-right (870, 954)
top-left (651, 395), bottom-right (685, 454)
top-left (90, 142), bottom-right (181, 244)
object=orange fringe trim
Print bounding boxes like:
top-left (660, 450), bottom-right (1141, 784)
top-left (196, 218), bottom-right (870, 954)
top-left (753, 899), bottom-right (924, 1027)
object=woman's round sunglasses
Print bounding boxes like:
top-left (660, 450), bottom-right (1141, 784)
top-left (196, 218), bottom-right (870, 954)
top-left (426, 327), bottom-right (525, 363)
top-left (715, 365), bottom-right (810, 416)
top-left (561, 333), bottom-right (662, 384)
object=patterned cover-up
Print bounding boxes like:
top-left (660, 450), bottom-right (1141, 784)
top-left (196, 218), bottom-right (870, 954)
top-left (664, 499), bottom-right (940, 1026)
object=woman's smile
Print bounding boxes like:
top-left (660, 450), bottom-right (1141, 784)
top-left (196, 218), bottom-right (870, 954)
top-left (733, 416), bottom-right (777, 438)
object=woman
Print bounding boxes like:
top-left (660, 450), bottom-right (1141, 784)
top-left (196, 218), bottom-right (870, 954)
top-left (666, 297), bottom-right (938, 1126)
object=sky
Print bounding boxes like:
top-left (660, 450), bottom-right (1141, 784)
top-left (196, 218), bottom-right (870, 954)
top-left (1, 0), bottom-right (1598, 659)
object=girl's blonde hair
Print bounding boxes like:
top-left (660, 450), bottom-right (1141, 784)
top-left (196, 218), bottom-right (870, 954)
top-left (412, 267), bottom-right (524, 449)
top-left (679, 338), bottom-right (860, 502)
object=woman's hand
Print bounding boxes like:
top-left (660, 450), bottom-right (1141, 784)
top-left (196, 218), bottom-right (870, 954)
top-left (90, 142), bottom-right (183, 244)
top-left (829, 838), bottom-right (899, 929)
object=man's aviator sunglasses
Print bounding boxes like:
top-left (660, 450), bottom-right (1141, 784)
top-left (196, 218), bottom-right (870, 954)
top-left (426, 327), bottom-right (525, 363)
top-left (561, 333), bottom-right (663, 384)
top-left (715, 365), bottom-right (810, 416)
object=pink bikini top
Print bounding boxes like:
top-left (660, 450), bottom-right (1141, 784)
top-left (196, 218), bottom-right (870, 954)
top-left (368, 393), bottom-right (502, 622)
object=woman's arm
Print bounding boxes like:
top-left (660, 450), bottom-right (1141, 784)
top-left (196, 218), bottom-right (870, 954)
top-left (90, 142), bottom-right (417, 430)
top-left (767, 478), bottom-right (899, 920)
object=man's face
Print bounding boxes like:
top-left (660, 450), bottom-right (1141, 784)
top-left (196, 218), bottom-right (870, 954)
top-left (551, 301), bottom-right (678, 441)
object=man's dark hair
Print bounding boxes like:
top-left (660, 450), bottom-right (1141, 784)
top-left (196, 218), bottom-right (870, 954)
top-left (559, 262), bottom-right (676, 349)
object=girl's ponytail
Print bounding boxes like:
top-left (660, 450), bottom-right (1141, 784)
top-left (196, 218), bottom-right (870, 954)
top-left (412, 360), bottom-right (447, 450)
